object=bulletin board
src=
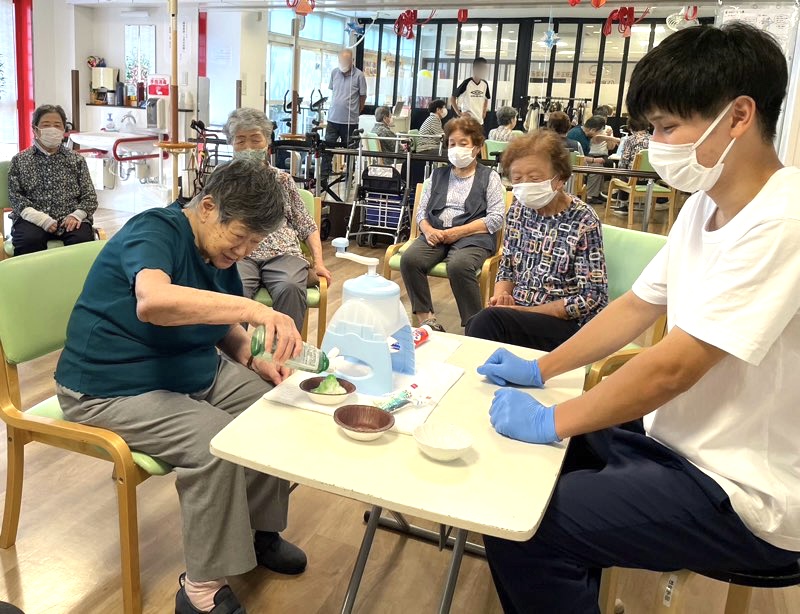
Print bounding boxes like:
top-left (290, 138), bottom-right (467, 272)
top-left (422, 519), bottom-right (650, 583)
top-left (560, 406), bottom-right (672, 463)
top-left (719, 4), bottom-right (798, 56)
top-left (719, 4), bottom-right (800, 155)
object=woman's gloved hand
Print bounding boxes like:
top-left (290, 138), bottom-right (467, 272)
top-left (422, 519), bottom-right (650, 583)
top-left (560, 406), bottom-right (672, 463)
top-left (477, 348), bottom-right (544, 387)
top-left (489, 389), bottom-right (560, 444)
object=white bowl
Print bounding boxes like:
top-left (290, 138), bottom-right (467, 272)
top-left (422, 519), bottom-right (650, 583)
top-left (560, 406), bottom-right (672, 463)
top-left (300, 377), bottom-right (356, 406)
top-left (413, 423), bottom-right (473, 462)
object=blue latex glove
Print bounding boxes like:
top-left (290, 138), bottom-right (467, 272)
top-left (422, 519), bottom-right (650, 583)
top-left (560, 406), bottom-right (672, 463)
top-left (477, 348), bottom-right (544, 387)
top-left (489, 388), bottom-right (560, 444)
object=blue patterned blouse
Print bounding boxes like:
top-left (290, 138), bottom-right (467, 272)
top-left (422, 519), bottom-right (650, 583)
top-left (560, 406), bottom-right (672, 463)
top-left (497, 196), bottom-right (608, 325)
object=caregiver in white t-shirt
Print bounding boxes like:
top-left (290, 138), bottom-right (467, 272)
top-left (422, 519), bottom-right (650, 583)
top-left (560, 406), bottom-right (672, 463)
top-left (473, 22), bottom-right (800, 614)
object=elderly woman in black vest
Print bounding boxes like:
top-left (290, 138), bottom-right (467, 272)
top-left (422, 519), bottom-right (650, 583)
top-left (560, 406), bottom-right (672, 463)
top-left (400, 116), bottom-right (505, 331)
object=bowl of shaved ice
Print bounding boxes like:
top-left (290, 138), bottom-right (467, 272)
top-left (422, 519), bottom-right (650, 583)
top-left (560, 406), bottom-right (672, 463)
top-left (300, 375), bottom-right (356, 405)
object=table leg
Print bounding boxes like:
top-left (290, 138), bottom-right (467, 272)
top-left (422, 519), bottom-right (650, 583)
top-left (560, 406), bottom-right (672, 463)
top-left (642, 179), bottom-right (655, 232)
top-left (437, 528), bottom-right (468, 614)
top-left (341, 504), bottom-right (383, 614)
top-left (364, 510), bottom-right (486, 557)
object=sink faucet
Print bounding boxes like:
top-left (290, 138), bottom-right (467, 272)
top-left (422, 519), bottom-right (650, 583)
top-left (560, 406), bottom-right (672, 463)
top-left (120, 112), bottom-right (137, 132)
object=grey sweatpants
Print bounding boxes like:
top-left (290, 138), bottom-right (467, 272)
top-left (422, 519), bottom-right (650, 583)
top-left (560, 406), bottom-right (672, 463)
top-left (238, 254), bottom-right (309, 331)
top-left (57, 358), bottom-right (289, 581)
top-left (399, 238), bottom-right (490, 327)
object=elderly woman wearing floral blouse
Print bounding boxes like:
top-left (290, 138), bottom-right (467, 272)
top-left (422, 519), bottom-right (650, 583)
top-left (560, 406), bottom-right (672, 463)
top-left (466, 129), bottom-right (608, 350)
top-left (8, 104), bottom-right (98, 255)
top-left (225, 108), bottom-right (332, 331)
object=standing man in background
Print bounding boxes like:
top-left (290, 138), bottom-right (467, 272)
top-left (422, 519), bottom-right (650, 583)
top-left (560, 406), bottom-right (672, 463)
top-left (451, 58), bottom-right (491, 126)
top-left (322, 49), bottom-right (367, 186)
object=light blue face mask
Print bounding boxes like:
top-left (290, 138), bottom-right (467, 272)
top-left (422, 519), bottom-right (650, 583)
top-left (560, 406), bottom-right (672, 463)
top-left (233, 148), bottom-right (268, 163)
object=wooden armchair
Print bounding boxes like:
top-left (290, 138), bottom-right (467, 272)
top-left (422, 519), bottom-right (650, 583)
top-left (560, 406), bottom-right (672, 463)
top-left (383, 182), bottom-right (513, 308)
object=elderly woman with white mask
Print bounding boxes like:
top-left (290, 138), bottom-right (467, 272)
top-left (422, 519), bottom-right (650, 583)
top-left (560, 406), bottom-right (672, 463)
top-left (8, 104), bottom-right (98, 254)
top-left (466, 130), bottom-right (608, 351)
top-left (400, 115), bottom-right (505, 331)
top-left (224, 108), bottom-right (331, 331)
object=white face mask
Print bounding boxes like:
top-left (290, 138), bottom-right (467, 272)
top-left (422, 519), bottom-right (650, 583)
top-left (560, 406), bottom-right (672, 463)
top-left (513, 177), bottom-right (559, 210)
top-left (647, 101), bottom-right (736, 193)
top-left (233, 148), bottom-right (268, 163)
top-left (339, 62), bottom-right (351, 72)
top-left (448, 146), bottom-right (476, 169)
top-left (37, 127), bottom-right (64, 149)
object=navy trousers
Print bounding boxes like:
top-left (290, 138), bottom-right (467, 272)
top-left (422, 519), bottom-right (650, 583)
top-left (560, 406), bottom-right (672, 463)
top-left (484, 427), bottom-right (799, 614)
top-left (465, 308), bottom-right (581, 352)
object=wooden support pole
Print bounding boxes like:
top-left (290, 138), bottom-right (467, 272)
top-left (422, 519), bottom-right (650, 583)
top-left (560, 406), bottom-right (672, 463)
top-left (71, 70), bottom-right (81, 132)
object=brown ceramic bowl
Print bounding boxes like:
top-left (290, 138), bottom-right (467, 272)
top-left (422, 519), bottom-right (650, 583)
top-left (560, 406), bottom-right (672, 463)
top-left (334, 404), bottom-right (395, 441)
top-left (300, 376), bottom-right (356, 405)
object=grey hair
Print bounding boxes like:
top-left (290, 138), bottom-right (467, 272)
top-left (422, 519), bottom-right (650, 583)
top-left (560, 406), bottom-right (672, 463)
top-left (375, 106), bottom-right (392, 122)
top-left (496, 106), bottom-right (518, 126)
top-left (223, 108), bottom-right (274, 144)
top-left (189, 158), bottom-right (284, 235)
top-left (32, 104), bottom-right (67, 127)
top-left (339, 48), bottom-right (353, 58)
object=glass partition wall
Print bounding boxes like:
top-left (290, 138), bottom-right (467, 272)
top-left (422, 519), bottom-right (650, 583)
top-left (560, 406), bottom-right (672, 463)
top-left (368, 17), bottom-right (709, 128)
top-left (205, 11), bottom-right (709, 135)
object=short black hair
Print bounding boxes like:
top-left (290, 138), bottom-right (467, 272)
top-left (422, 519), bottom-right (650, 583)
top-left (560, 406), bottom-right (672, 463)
top-left (428, 99), bottom-right (446, 114)
top-left (585, 115), bottom-right (607, 131)
top-left (627, 23), bottom-right (787, 141)
top-left (473, 57), bottom-right (488, 66)
top-left (194, 158), bottom-right (285, 235)
top-left (32, 104), bottom-right (67, 128)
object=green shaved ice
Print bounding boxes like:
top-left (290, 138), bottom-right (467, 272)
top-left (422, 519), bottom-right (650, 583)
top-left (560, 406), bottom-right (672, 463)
top-left (312, 374), bottom-right (347, 395)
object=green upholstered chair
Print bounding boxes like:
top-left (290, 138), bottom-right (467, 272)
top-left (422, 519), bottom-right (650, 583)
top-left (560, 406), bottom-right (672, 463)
top-left (0, 241), bottom-right (171, 614)
top-left (383, 181), bottom-right (514, 310)
top-left (0, 160), bottom-right (107, 259)
top-left (602, 224), bottom-right (667, 304)
top-left (253, 188), bottom-right (328, 346)
top-left (583, 224), bottom-right (668, 389)
top-left (604, 149), bottom-right (678, 231)
top-left (483, 139), bottom-right (510, 173)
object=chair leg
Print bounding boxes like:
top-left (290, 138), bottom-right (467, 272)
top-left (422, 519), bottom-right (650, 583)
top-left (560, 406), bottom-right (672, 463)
top-left (627, 194), bottom-right (637, 230)
top-left (722, 583), bottom-right (753, 614)
top-left (604, 187), bottom-right (616, 221)
top-left (0, 426), bottom-right (25, 549)
top-left (115, 464), bottom-right (143, 614)
top-left (654, 570), bottom-right (693, 612)
top-left (301, 311), bottom-right (309, 343)
top-left (666, 195), bottom-right (676, 233)
top-left (317, 302), bottom-right (328, 348)
top-left (599, 567), bottom-right (622, 614)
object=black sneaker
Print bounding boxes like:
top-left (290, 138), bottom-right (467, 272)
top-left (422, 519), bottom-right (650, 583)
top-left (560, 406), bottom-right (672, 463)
top-left (254, 531), bottom-right (307, 575)
top-left (419, 318), bottom-right (446, 333)
top-left (175, 573), bottom-right (245, 614)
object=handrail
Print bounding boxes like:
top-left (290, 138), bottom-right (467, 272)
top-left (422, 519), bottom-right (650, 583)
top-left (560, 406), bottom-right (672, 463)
top-left (111, 136), bottom-right (167, 162)
top-left (269, 142), bottom-right (665, 183)
top-left (572, 165), bottom-right (660, 180)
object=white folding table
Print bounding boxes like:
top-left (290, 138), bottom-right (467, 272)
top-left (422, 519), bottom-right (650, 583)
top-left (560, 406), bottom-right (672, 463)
top-left (210, 333), bottom-right (585, 613)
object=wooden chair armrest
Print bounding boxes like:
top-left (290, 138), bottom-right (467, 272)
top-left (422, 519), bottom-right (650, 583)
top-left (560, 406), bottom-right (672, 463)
top-left (95, 226), bottom-right (108, 240)
top-left (1, 403), bottom-right (140, 473)
top-left (481, 253), bottom-right (502, 276)
top-left (383, 242), bottom-right (405, 278)
top-left (584, 348), bottom-right (644, 392)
